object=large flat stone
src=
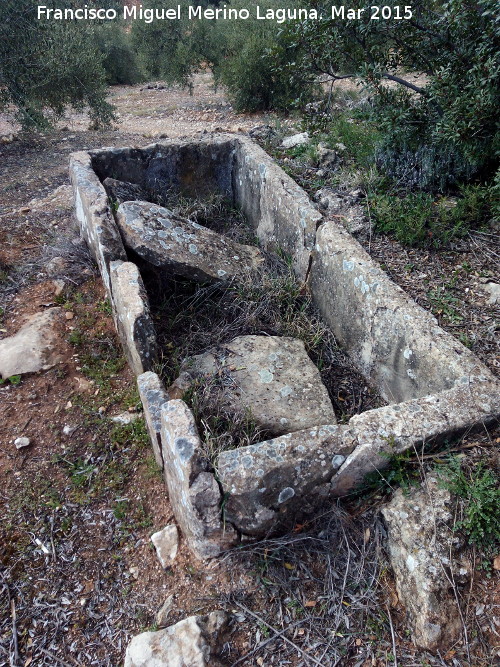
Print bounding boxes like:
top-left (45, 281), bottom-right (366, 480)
top-left (0, 308), bottom-right (64, 379)
top-left (160, 400), bottom-right (237, 559)
top-left (116, 201), bottom-right (263, 283)
top-left (310, 220), bottom-right (496, 403)
top-left (182, 335), bottom-right (336, 436)
top-left (233, 138), bottom-right (322, 280)
top-left (217, 424), bottom-right (356, 535)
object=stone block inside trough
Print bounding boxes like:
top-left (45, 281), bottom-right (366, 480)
top-left (116, 200), bottom-right (263, 283)
top-left (181, 335), bottom-right (336, 437)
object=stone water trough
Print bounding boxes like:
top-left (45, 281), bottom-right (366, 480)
top-left (70, 135), bottom-right (499, 559)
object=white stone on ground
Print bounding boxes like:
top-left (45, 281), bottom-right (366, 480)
top-left (381, 476), bottom-right (464, 651)
top-left (151, 524), bottom-right (179, 568)
top-left (124, 611), bottom-right (228, 667)
top-left (0, 308), bottom-right (64, 379)
top-left (281, 132), bottom-right (309, 149)
top-left (14, 437), bottom-right (30, 449)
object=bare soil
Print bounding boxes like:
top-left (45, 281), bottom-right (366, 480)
top-left (0, 74), bottom-right (498, 667)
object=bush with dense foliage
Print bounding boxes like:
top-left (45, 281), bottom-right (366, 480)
top-left (210, 0), bottom-right (316, 112)
top-left (0, 0), bottom-right (115, 129)
top-left (95, 23), bottom-right (144, 86)
top-left (275, 0), bottom-right (500, 190)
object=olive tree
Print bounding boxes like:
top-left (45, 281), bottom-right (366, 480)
top-left (0, 0), bottom-right (115, 129)
top-left (274, 0), bottom-right (500, 189)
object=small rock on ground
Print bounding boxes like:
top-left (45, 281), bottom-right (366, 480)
top-left (0, 308), bottom-right (64, 379)
top-left (281, 132), bottom-right (309, 149)
top-left (151, 524), bottom-right (179, 568)
top-left (14, 437), bottom-right (30, 449)
top-left (156, 595), bottom-right (174, 628)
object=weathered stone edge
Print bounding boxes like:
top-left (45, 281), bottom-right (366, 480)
top-left (109, 260), bottom-right (157, 377)
top-left (331, 379), bottom-right (500, 496)
top-left (69, 151), bottom-right (126, 297)
top-left (215, 379), bottom-right (499, 534)
top-left (160, 399), bottom-right (237, 559)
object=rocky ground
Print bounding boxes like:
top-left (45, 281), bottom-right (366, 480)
top-left (0, 74), bottom-right (498, 666)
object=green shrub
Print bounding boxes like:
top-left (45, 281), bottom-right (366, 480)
top-left (324, 114), bottom-right (381, 168)
top-left (215, 7), bottom-right (315, 112)
top-left (95, 24), bottom-right (144, 85)
top-left (439, 458), bottom-right (500, 563)
top-left (131, 0), bottom-right (200, 86)
top-left (369, 184), bottom-right (494, 247)
top-left (277, 0), bottom-right (500, 190)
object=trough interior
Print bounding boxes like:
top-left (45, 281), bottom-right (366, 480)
top-left (92, 145), bottom-right (385, 436)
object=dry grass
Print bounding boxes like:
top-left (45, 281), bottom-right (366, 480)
top-left (138, 200), bottom-right (384, 431)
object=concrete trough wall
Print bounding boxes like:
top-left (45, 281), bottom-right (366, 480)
top-left (70, 135), bottom-right (499, 556)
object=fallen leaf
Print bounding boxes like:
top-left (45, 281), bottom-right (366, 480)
top-left (304, 600), bottom-right (317, 607)
top-left (493, 555), bottom-right (500, 571)
top-left (284, 562), bottom-right (294, 570)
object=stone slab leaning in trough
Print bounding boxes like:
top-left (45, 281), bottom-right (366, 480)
top-left (116, 200), bottom-right (263, 284)
top-left (180, 335), bottom-right (336, 437)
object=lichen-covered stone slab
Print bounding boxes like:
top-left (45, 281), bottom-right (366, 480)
top-left (182, 335), bottom-right (336, 436)
top-left (331, 380), bottom-right (500, 497)
top-left (124, 611), bottom-right (229, 667)
top-left (217, 424), bottom-right (356, 535)
top-left (310, 220), bottom-right (496, 403)
top-left (382, 477), bottom-right (463, 651)
top-left (137, 371), bottom-right (169, 470)
top-left (109, 261), bottom-right (157, 376)
top-left (116, 201), bottom-right (263, 283)
top-left (160, 400), bottom-right (237, 559)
